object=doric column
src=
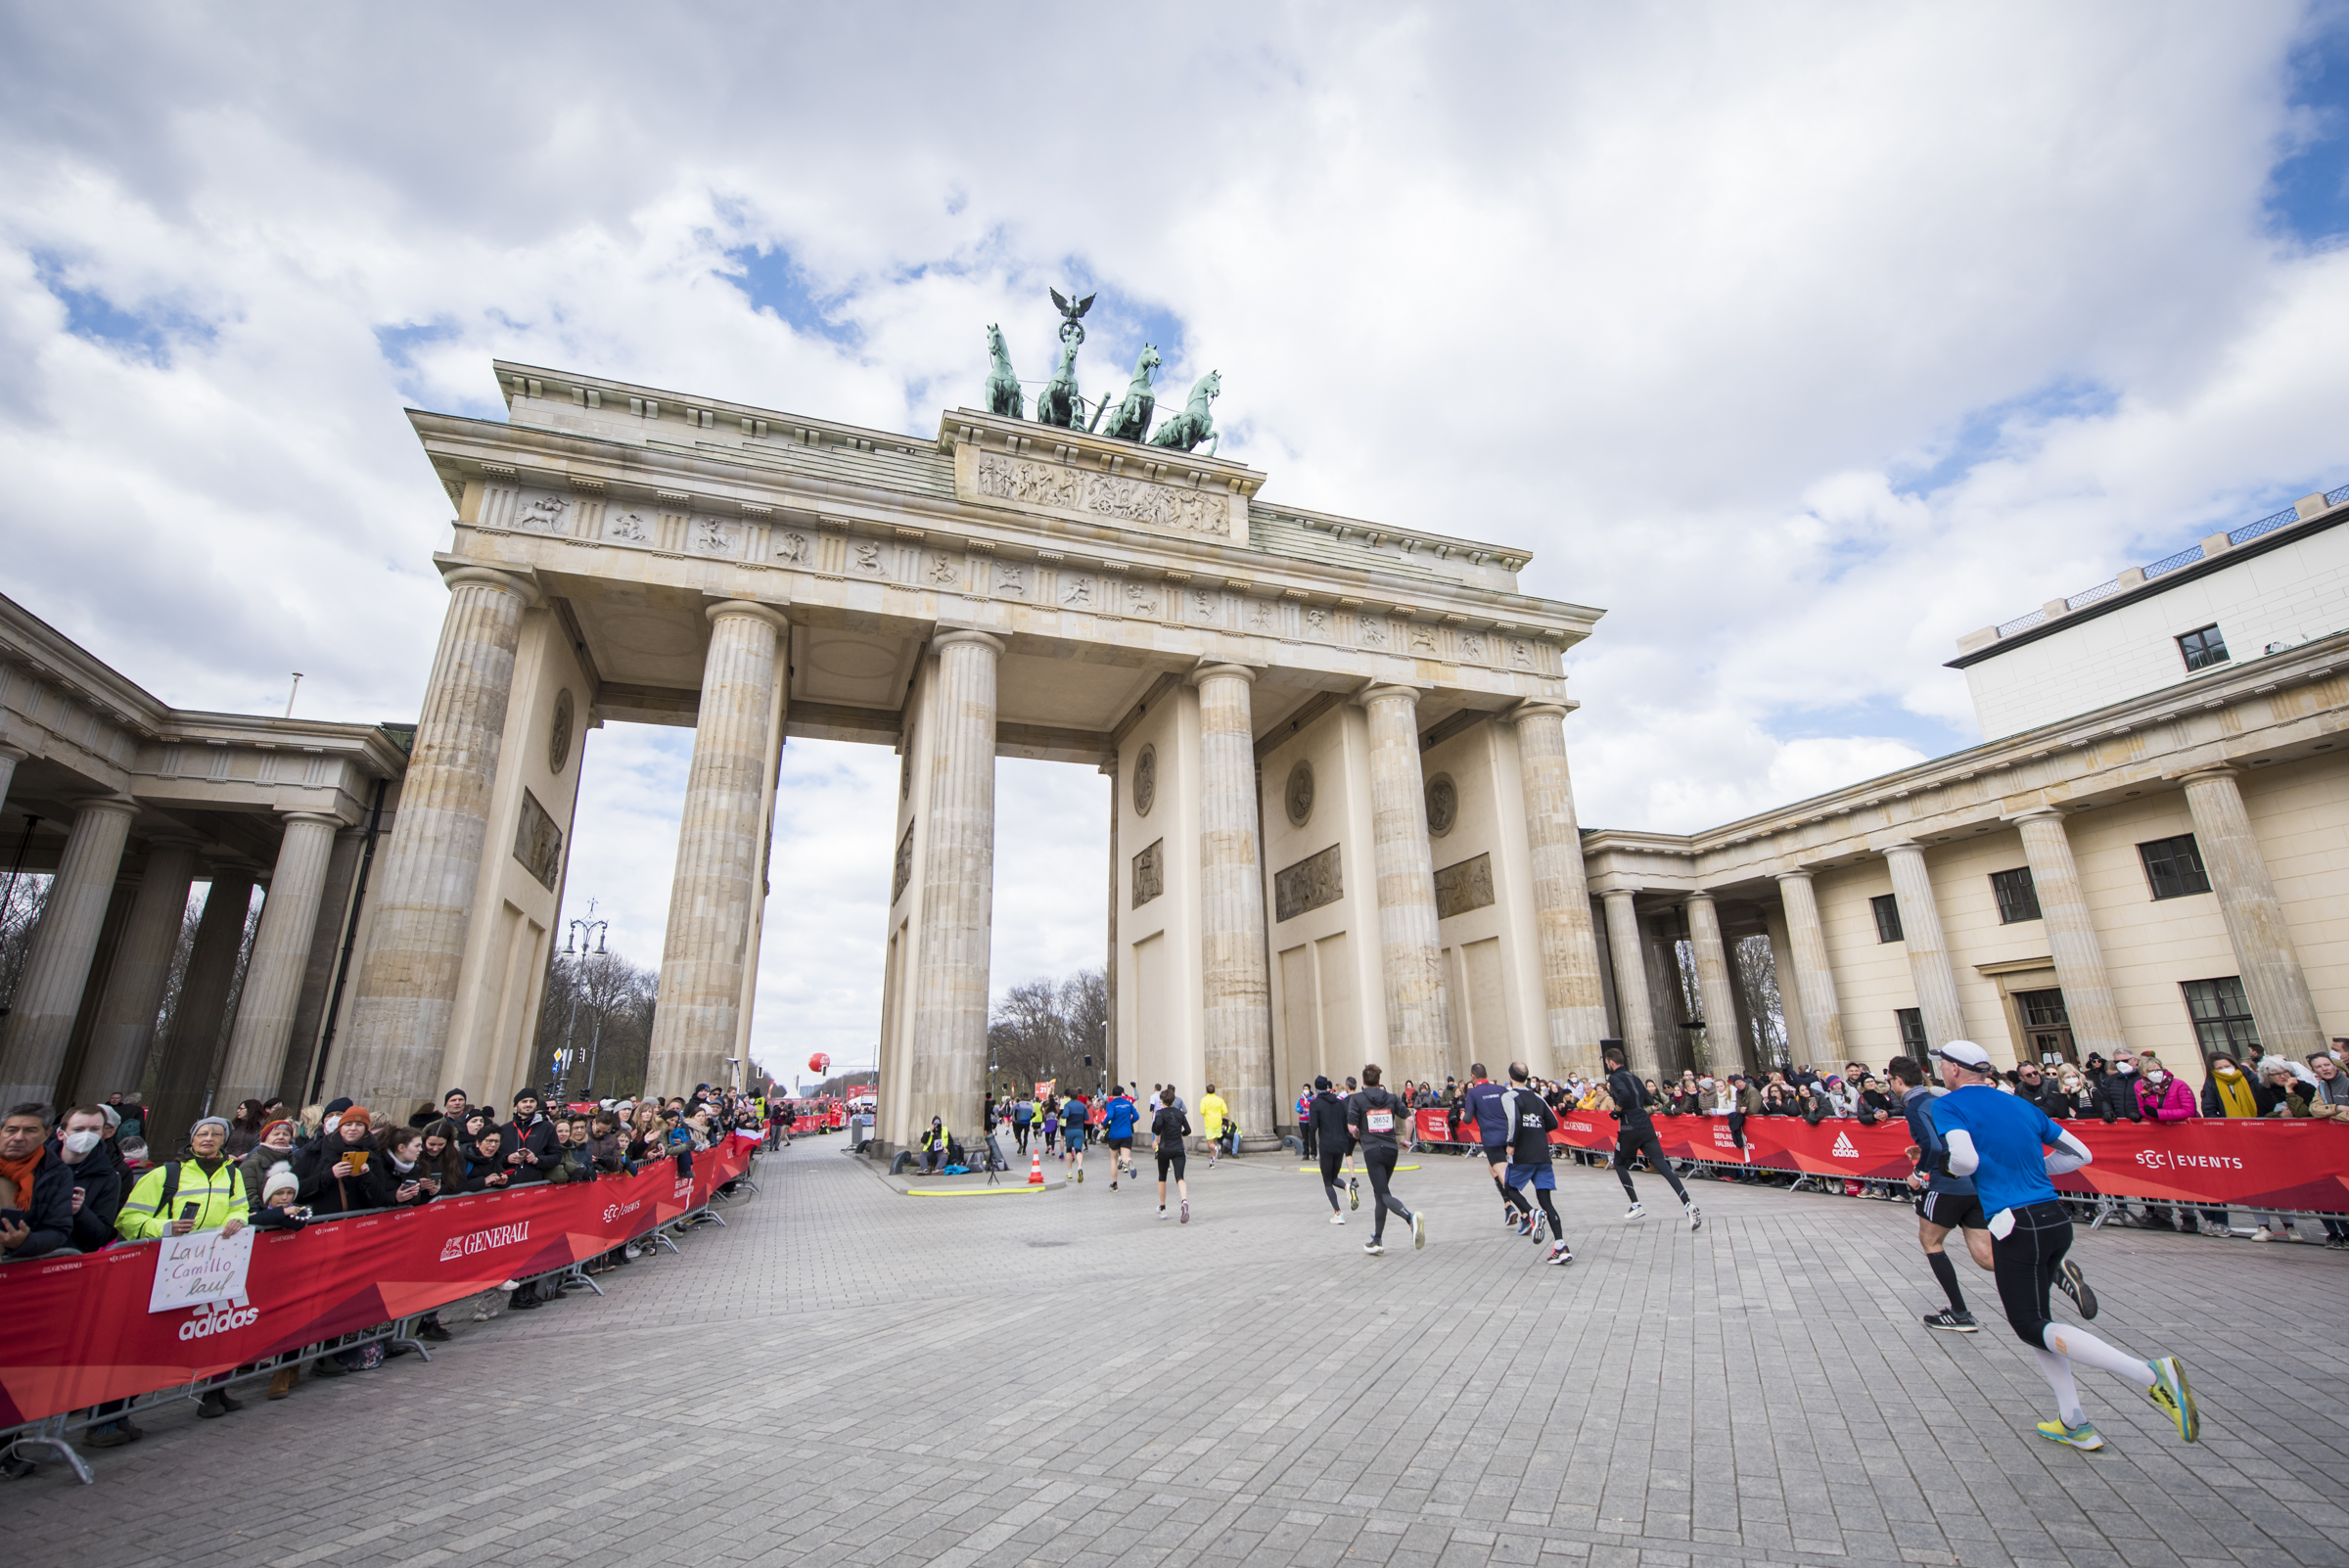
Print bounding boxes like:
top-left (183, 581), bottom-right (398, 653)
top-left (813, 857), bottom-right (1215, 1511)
top-left (1681, 893), bottom-right (1747, 1076)
top-left (1360, 684), bottom-right (1453, 1086)
top-left (1883, 840), bottom-right (1966, 1050)
top-left (2178, 766), bottom-right (2325, 1053)
top-left (0, 796), bottom-right (139, 1109)
top-left (74, 835), bottom-right (203, 1102)
top-left (906, 630), bottom-right (1004, 1139)
top-left (1600, 891), bottom-right (1660, 1079)
top-left (151, 863), bottom-right (258, 1140)
top-left (646, 601), bottom-right (789, 1097)
top-left (0, 744), bottom-right (26, 815)
top-left (2006, 807), bottom-right (2128, 1062)
top-left (1508, 701), bottom-right (1608, 1080)
top-left (1762, 905), bottom-right (1809, 1066)
top-left (1191, 663), bottom-right (1274, 1142)
top-left (213, 812), bottom-right (343, 1111)
top-left (1773, 871), bottom-right (1846, 1065)
top-left (337, 565), bottom-right (534, 1111)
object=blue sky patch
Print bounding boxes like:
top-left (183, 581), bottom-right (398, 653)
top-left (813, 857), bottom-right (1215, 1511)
top-left (1893, 377), bottom-right (2118, 499)
top-left (34, 253), bottom-right (217, 367)
top-left (2269, 10), bottom-right (2349, 245)
top-left (1764, 692), bottom-right (1975, 764)
top-left (721, 243), bottom-right (861, 346)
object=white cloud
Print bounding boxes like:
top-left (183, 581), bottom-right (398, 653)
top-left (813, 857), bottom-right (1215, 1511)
top-left (3, 2), bottom-right (2344, 1067)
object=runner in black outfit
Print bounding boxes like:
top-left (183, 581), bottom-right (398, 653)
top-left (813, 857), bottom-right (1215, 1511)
top-left (1604, 1043), bottom-right (1700, 1230)
top-left (1151, 1086), bottom-right (1191, 1224)
top-left (1497, 1062), bottom-right (1573, 1265)
top-left (1309, 1077), bottom-right (1354, 1224)
top-left (1346, 1064), bottom-right (1423, 1255)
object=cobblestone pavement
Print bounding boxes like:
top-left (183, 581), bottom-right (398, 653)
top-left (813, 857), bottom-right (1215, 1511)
top-left (14, 1139), bottom-right (2348, 1568)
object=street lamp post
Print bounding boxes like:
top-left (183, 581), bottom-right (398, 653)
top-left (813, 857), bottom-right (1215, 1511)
top-left (556, 909), bottom-right (610, 1102)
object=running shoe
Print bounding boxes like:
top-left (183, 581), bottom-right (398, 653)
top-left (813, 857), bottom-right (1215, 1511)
top-left (1686, 1204), bottom-right (1703, 1232)
top-left (1362, 1241), bottom-right (1384, 1256)
top-left (2035, 1418), bottom-right (2104, 1452)
top-left (1110, 1179), bottom-right (1118, 1190)
top-left (1515, 1212), bottom-right (1534, 1238)
top-left (1921, 1309), bottom-right (1979, 1333)
top-left (1349, 1176), bottom-right (1359, 1212)
top-left (1329, 1212), bottom-right (1346, 1224)
top-left (2055, 1259), bottom-right (2097, 1319)
top-left (1158, 1205), bottom-right (1167, 1219)
top-left (1624, 1202), bottom-right (1644, 1222)
top-left (1412, 1212), bottom-right (1426, 1251)
top-left (2145, 1357), bottom-right (2198, 1443)
top-left (1076, 1169), bottom-right (1083, 1184)
top-left (1530, 1214), bottom-right (1546, 1245)
top-left (1545, 1241), bottom-right (1573, 1267)
top-left (1180, 1201), bottom-right (1189, 1224)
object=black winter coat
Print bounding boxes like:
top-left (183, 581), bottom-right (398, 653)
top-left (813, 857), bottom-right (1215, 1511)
top-left (60, 1140), bottom-right (126, 1252)
top-left (502, 1115), bottom-right (559, 1183)
top-left (5, 1145), bottom-right (76, 1260)
top-left (2087, 1069), bottom-right (2142, 1122)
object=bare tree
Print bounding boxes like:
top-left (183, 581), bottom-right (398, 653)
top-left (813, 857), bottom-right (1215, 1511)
top-left (986, 967), bottom-right (1108, 1098)
top-left (0, 871), bottom-right (52, 1017)
top-left (531, 946), bottom-right (659, 1101)
top-left (1732, 934), bottom-right (1788, 1072)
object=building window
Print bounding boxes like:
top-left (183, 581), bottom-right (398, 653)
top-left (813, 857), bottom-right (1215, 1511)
top-left (2138, 834), bottom-right (2212, 899)
top-left (1895, 1008), bottom-right (1927, 1053)
top-left (1990, 867), bottom-right (2042, 924)
top-left (2181, 977), bottom-right (2260, 1062)
top-left (1871, 894), bottom-right (1904, 944)
top-left (2177, 624), bottom-right (2229, 672)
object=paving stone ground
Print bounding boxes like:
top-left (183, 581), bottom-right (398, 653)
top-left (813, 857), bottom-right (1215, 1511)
top-left (13, 1137), bottom-right (2347, 1568)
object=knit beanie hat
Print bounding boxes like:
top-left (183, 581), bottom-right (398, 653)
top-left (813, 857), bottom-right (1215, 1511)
top-left (262, 1161), bottom-right (299, 1201)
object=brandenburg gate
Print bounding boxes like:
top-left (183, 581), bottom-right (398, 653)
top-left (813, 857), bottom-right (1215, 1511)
top-left (334, 353), bottom-right (1605, 1152)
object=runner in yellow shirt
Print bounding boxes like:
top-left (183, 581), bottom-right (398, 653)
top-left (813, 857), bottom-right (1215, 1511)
top-left (1199, 1085), bottom-right (1229, 1168)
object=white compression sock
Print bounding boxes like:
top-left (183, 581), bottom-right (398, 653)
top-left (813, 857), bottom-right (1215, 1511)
top-left (2031, 1347), bottom-right (2086, 1426)
top-left (2042, 1322), bottom-right (2155, 1389)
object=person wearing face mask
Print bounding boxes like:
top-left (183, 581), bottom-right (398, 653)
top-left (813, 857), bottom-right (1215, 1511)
top-left (53, 1104), bottom-right (126, 1253)
top-left (2088, 1051), bottom-right (2142, 1123)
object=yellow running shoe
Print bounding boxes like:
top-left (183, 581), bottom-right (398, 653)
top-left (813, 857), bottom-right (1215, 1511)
top-left (2145, 1357), bottom-right (2199, 1444)
top-left (2035, 1419), bottom-right (2104, 1452)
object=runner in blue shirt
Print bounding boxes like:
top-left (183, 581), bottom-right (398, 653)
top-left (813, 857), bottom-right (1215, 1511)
top-left (1101, 1087), bottom-right (1139, 1190)
top-left (1928, 1040), bottom-right (2198, 1453)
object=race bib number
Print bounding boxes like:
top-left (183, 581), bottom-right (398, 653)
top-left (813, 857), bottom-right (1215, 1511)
top-left (1365, 1109), bottom-right (1394, 1133)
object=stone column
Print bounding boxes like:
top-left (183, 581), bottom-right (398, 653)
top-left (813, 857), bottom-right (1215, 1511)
top-left (1682, 893), bottom-right (1747, 1076)
top-left (151, 863), bottom-right (258, 1140)
top-left (0, 797), bottom-right (139, 1109)
top-left (645, 601), bottom-right (789, 1098)
top-left (73, 835), bottom-right (203, 1102)
top-left (906, 630), bottom-right (1004, 1140)
top-left (1192, 664), bottom-right (1275, 1142)
top-left (336, 566), bottom-right (534, 1111)
top-left (2006, 807), bottom-right (2128, 1062)
top-left (1361, 684), bottom-right (1454, 1086)
top-left (212, 812), bottom-right (343, 1111)
top-left (1883, 841), bottom-right (1966, 1050)
top-left (1773, 871), bottom-right (1846, 1065)
top-left (1507, 702), bottom-right (1609, 1080)
top-left (1600, 891), bottom-right (1660, 1079)
top-left (0, 744), bottom-right (25, 815)
top-left (1762, 905), bottom-right (1809, 1066)
top-left (2178, 766), bottom-right (2325, 1053)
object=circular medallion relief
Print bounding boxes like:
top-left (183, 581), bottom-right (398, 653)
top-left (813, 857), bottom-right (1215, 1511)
top-left (1284, 760), bottom-right (1315, 827)
top-left (1425, 772), bottom-right (1458, 838)
top-left (549, 689), bottom-right (575, 774)
top-left (1132, 744), bottom-right (1158, 817)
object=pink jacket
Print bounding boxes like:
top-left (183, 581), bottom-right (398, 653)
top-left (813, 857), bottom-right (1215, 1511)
top-left (2137, 1075), bottom-right (2196, 1122)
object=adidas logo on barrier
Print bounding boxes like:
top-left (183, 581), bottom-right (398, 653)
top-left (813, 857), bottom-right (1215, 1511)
top-left (1831, 1131), bottom-right (1860, 1159)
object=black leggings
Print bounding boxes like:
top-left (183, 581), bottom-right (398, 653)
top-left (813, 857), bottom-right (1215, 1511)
top-left (1156, 1149), bottom-right (1187, 1182)
top-left (1363, 1147), bottom-right (1412, 1240)
top-left (1319, 1149), bottom-right (1347, 1210)
top-left (1014, 1124), bottom-right (1030, 1153)
top-left (1614, 1129), bottom-right (1690, 1204)
top-left (1990, 1200), bottom-right (2073, 1347)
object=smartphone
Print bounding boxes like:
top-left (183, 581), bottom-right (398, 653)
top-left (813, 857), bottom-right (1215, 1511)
top-left (0, 1208), bottom-right (29, 1224)
top-left (179, 1201), bottom-right (200, 1222)
top-left (345, 1149), bottom-right (369, 1173)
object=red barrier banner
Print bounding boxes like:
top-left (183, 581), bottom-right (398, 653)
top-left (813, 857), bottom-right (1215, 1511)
top-left (0, 1141), bottom-right (753, 1430)
top-left (1414, 1109), bottom-right (1456, 1144)
top-left (1548, 1111), bottom-right (2349, 1211)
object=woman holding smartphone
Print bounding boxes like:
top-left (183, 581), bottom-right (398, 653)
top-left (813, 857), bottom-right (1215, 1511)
top-left (296, 1106), bottom-right (385, 1215)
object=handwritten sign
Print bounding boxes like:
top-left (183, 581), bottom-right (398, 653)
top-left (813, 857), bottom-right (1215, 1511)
top-left (147, 1227), bottom-right (256, 1314)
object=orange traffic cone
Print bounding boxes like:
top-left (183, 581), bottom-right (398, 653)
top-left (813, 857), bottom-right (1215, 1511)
top-left (1029, 1149), bottom-right (1044, 1185)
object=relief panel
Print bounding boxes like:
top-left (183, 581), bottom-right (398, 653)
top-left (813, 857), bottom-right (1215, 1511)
top-left (1433, 852), bottom-right (1495, 920)
top-left (1274, 844), bottom-right (1344, 923)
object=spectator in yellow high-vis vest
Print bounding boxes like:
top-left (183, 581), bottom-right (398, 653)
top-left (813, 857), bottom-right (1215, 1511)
top-left (116, 1116), bottom-right (252, 1241)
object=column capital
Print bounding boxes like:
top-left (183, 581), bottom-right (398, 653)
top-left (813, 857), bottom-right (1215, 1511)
top-left (932, 628), bottom-right (1006, 658)
top-left (2167, 762), bottom-right (2240, 786)
top-left (1773, 868), bottom-right (1817, 886)
top-left (2002, 806), bottom-right (2066, 825)
top-left (437, 560), bottom-right (540, 607)
top-left (1357, 681), bottom-right (1426, 709)
top-left (704, 598), bottom-right (790, 634)
top-left (277, 809), bottom-right (346, 831)
top-left (1681, 889), bottom-right (1719, 907)
top-left (1187, 661), bottom-right (1259, 688)
top-left (72, 794), bottom-right (142, 821)
top-left (0, 742), bottom-right (28, 764)
top-left (1878, 838), bottom-right (1926, 856)
top-left (142, 831), bottom-right (208, 853)
top-left (1506, 698), bottom-right (1581, 725)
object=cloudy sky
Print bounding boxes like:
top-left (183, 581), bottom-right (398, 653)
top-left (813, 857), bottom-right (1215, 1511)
top-left (5, 3), bottom-right (2345, 1078)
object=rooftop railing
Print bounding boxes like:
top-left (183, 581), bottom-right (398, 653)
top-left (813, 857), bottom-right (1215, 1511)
top-left (1989, 482), bottom-right (2349, 641)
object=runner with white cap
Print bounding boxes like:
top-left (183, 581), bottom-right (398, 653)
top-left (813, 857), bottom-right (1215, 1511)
top-left (1928, 1039), bottom-right (2198, 1453)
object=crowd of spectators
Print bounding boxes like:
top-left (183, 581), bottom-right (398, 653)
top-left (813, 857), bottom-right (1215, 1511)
top-left (0, 1082), bottom-right (762, 1472)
